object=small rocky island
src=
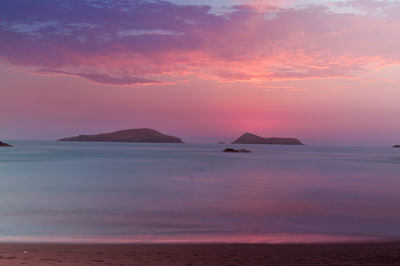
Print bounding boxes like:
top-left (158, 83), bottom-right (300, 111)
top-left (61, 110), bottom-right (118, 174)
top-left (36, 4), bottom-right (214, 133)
top-left (58, 128), bottom-right (184, 143)
top-left (223, 148), bottom-right (250, 153)
top-left (0, 141), bottom-right (12, 147)
top-left (393, 145), bottom-right (400, 148)
top-left (232, 133), bottom-right (304, 145)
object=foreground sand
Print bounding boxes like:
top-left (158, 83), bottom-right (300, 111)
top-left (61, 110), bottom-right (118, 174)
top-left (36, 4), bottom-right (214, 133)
top-left (1, 242), bottom-right (400, 265)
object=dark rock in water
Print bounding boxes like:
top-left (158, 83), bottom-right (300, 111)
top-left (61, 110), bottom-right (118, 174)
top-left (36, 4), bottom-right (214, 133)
top-left (223, 148), bottom-right (251, 153)
top-left (232, 133), bottom-right (304, 145)
top-left (393, 145), bottom-right (400, 148)
top-left (224, 148), bottom-right (238, 153)
top-left (58, 128), bottom-right (183, 143)
top-left (0, 141), bottom-right (12, 147)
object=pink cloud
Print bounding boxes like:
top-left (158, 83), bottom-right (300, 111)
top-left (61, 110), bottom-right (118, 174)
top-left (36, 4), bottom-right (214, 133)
top-left (0, 0), bottom-right (399, 85)
top-left (39, 68), bottom-right (161, 85)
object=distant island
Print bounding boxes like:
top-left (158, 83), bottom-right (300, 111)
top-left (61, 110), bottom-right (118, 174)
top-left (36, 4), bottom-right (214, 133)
top-left (223, 148), bottom-right (251, 153)
top-left (232, 133), bottom-right (304, 145)
top-left (58, 128), bottom-right (184, 143)
top-left (0, 141), bottom-right (12, 147)
top-left (393, 145), bottom-right (400, 148)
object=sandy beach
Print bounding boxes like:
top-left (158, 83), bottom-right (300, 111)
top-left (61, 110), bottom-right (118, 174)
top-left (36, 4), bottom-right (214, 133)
top-left (0, 242), bottom-right (400, 265)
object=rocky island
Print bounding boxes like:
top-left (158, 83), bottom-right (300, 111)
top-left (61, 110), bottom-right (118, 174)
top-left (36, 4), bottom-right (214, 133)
top-left (0, 141), bottom-right (12, 147)
top-left (58, 128), bottom-right (184, 143)
top-left (232, 133), bottom-right (304, 145)
top-left (393, 145), bottom-right (400, 148)
top-left (223, 148), bottom-right (250, 153)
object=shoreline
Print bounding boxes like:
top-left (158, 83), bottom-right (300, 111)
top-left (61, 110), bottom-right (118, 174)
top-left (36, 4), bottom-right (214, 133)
top-left (0, 233), bottom-right (389, 245)
top-left (1, 242), bottom-right (400, 265)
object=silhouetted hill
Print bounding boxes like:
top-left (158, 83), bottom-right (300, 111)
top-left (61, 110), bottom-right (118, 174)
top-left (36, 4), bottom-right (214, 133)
top-left (232, 133), bottom-right (304, 145)
top-left (58, 128), bottom-right (183, 143)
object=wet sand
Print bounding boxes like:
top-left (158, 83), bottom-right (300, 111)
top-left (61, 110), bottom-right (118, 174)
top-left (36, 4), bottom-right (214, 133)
top-left (1, 242), bottom-right (400, 265)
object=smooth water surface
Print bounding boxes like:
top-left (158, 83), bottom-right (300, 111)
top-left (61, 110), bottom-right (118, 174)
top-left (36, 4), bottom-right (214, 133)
top-left (0, 141), bottom-right (399, 243)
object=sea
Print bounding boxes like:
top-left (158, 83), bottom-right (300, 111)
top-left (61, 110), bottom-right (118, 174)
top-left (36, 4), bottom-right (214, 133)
top-left (0, 140), bottom-right (399, 243)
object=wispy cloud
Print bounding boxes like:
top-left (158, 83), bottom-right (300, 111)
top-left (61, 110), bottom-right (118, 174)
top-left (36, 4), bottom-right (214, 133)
top-left (39, 68), bottom-right (161, 85)
top-left (0, 0), bottom-right (399, 85)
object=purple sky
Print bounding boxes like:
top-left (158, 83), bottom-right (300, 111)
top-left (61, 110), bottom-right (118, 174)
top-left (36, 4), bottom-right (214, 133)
top-left (1, 0), bottom-right (400, 144)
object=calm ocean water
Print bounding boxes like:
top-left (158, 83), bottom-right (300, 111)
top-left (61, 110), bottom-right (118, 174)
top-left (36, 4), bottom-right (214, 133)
top-left (0, 140), bottom-right (399, 243)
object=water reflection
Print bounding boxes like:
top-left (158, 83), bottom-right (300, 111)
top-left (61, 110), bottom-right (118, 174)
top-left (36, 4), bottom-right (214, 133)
top-left (0, 141), bottom-right (399, 243)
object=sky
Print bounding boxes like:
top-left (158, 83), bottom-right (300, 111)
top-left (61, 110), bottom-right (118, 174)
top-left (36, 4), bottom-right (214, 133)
top-left (1, 0), bottom-right (400, 144)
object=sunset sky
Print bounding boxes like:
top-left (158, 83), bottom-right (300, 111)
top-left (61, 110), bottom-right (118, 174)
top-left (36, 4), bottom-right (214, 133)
top-left (1, 0), bottom-right (399, 144)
